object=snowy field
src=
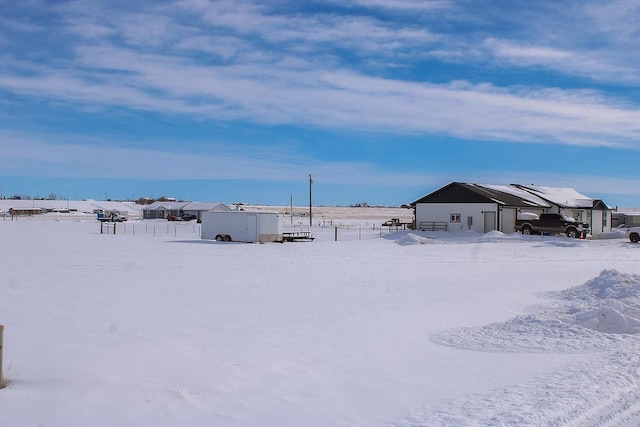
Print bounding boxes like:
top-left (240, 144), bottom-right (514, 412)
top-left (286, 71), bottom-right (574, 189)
top-left (2, 213), bottom-right (640, 426)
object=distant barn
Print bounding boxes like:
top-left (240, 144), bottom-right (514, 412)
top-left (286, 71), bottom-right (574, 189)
top-left (9, 207), bottom-right (44, 216)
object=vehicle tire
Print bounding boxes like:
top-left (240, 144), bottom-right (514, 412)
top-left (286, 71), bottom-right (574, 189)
top-left (223, 235), bottom-right (232, 242)
top-left (566, 228), bottom-right (578, 238)
top-left (215, 235), bottom-right (224, 242)
top-left (521, 225), bottom-right (532, 235)
top-left (630, 233), bottom-right (640, 243)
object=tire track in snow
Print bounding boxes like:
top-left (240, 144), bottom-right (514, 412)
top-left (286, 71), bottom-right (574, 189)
top-left (399, 270), bottom-right (640, 426)
top-left (395, 348), bottom-right (640, 426)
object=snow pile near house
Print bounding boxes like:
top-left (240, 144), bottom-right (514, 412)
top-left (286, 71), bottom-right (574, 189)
top-left (389, 229), bottom-right (528, 245)
top-left (480, 230), bottom-right (504, 238)
top-left (433, 270), bottom-right (640, 353)
top-left (395, 233), bottom-right (434, 245)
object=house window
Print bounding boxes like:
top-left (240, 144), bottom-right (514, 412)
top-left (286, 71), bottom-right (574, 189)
top-left (450, 213), bottom-right (461, 223)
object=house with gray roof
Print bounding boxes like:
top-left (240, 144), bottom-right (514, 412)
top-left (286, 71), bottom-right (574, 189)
top-left (411, 182), bottom-right (612, 235)
top-left (142, 201), bottom-right (190, 220)
top-left (142, 201), bottom-right (230, 220)
top-left (513, 185), bottom-right (612, 235)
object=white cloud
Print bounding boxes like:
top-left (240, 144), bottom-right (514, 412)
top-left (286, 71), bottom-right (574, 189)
top-left (2, 0), bottom-right (640, 151)
top-left (338, 0), bottom-right (453, 11)
top-left (3, 43), bottom-right (640, 150)
top-left (484, 38), bottom-right (638, 84)
top-left (485, 38), bottom-right (571, 63)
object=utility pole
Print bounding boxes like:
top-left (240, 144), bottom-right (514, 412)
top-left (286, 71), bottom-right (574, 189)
top-left (290, 195), bottom-right (293, 225)
top-left (309, 174), bottom-right (313, 227)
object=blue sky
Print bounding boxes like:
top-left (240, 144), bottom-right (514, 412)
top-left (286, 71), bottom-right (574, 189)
top-left (1, 0), bottom-right (640, 207)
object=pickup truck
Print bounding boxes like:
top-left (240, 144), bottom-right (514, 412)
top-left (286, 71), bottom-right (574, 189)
top-left (515, 213), bottom-right (589, 238)
top-left (627, 227), bottom-right (640, 243)
top-left (96, 209), bottom-right (128, 222)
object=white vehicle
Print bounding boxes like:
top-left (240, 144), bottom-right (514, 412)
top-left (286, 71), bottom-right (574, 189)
top-left (201, 210), bottom-right (282, 243)
top-left (627, 227), bottom-right (640, 243)
top-left (96, 209), bottom-right (129, 222)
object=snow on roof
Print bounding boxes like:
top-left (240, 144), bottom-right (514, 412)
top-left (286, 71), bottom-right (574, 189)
top-left (0, 199), bottom-right (142, 214)
top-left (142, 201), bottom-right (231, 211)
top-left (183, 202), bottom-right (230, 211)
top-left (142, 201), bottom-right (190, 210)
top-left (515, 185), bottom-right (594, 208)
top-left (477, 184), bottom-right (551, 208)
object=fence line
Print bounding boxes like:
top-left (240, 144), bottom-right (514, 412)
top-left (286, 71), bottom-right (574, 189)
top-left (100, 222), bottom-right (201, 237)
top-left (283, 222), bottom-right (401, 241)
top-left (98, 220), bottom-right (403, 241)
top-left (0, 324), bottom-right (4, 389)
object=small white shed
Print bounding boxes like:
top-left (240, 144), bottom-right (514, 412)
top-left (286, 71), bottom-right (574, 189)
top-left (201, 211), bottom-right (283, 243)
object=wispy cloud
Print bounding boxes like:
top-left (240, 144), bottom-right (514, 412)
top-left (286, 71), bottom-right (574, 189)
top-left (339, 0), bottom-right (453, 11)
top-left (484, 37), bottom-right (639, 84)
top-left (3, 45), bottom-right (639, 150)
top-left (2, 1), bottom-right (640, 156)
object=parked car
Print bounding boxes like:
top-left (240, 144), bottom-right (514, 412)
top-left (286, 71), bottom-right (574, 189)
top-left (627, 227), bottom-right (640, 243)
top-left (167, 214), bottom-right (196, 221)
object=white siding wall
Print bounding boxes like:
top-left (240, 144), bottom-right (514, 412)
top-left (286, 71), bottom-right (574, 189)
top-left (604, 210), bottom-right (612, 233)
top-left (589, 210), bottom-right (611, 235)
top-left (591, 210), bottom-right (603, 235)
top-left (500, 208), bottom-right (517, 233)
top-left (415, 203), bottom-right (497, 233)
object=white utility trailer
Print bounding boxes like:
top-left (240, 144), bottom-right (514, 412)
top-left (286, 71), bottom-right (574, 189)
top-left (201, 210), bottom-right (283, 243)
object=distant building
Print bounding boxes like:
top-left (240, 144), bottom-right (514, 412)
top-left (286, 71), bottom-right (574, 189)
top-left (142, 201), bottom-right (230, 220)
top-left (9, 207), bottom-right (44, 216)
top-left (411, 182), bottom-right (612, 236)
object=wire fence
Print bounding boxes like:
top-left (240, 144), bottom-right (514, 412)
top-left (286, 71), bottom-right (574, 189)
top-left (98, 219), bottom-right (407, 242)
top-left (100, 221), bottom-right (201, 237)
top-left (284, 221), bottom-right (404, 242)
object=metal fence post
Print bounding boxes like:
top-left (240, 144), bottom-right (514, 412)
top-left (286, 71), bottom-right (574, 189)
top-left (0, 324), bottom-right (4, 388)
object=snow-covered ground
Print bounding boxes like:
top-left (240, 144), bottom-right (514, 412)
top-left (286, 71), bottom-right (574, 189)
top-left (2, 213), bottom-right (640, 426)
